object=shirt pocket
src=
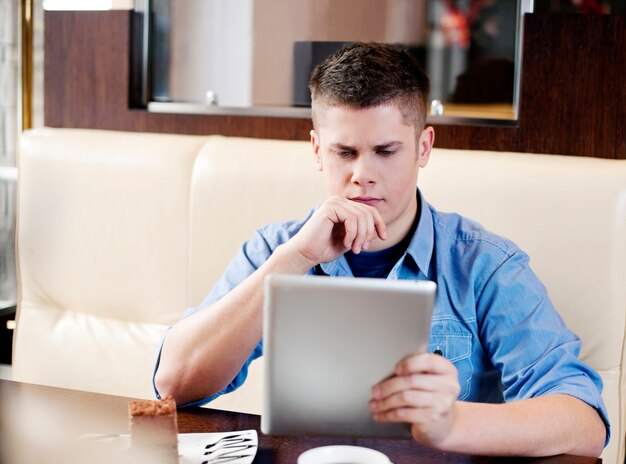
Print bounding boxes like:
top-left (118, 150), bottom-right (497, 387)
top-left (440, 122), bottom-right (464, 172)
top-left (429, 319), bottom-right (473, 401)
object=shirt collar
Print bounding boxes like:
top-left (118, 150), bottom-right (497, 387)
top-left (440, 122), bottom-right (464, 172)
top-left (318, 188), bottom-right (434, 278)
top-left (406, 188), bottom-right (434, 277)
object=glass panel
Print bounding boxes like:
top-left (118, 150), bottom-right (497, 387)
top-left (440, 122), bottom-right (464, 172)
top-left (427, 0), bottom-right (518, 120)
top-left (0, 0), bottom-right (19, 310)
top-left (144, 0), bottom-right (531, 123)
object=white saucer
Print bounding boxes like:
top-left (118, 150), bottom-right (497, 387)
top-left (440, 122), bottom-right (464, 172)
top-left (298, 445), bottom-right (392, 464)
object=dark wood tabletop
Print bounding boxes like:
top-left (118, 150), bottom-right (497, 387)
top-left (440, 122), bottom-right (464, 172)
top-left (0, 379), bottom-right (601, 464)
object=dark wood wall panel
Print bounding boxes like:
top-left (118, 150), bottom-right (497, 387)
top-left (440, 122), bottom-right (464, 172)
top-left (44, 11), bottom-right (313, 141)
top-left (520, 14), bottom-right (626, 158)
top-left (44, 11), bottom-right (626, 159)
top-left (428, 14), bottom-right (626, 158)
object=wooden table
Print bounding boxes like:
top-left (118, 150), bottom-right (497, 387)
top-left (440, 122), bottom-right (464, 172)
top-left (0, 379), bottom-right (600, 464)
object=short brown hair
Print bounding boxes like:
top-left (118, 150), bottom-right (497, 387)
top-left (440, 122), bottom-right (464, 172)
top-left (309, 42), bottom-right (430, 133)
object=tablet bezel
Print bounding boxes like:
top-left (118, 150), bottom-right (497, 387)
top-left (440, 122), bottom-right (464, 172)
top-left (261, 274), bottom-right (436, 438)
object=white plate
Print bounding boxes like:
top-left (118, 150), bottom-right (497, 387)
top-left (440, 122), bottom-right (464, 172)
top-left (80, 429), bottom-right (258, 464)
top-left (298, 445), bottom-right (392, 464)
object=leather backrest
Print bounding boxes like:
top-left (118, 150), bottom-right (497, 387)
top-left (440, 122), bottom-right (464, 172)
top-left (14, 129), bottom-right (208, 398)
top-left (419, 149), bottom-right (626, 464)
top-left (14, 129), bottom-right (626, 463)
top-left (188, 136), bottom-right (326, 306)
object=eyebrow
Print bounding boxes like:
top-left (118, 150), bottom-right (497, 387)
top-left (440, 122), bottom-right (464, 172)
top-left (329, 143), bottom-right (356, 151)
top-left (373, 141), bottom-right (403, 151)
top-left (329, 141), bottom-right (403, 151)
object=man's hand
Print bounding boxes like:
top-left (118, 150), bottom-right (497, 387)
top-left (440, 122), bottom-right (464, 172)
top-left (369, 353), bottom-right (461, 448)
top-left (285, 196), bottom-right (387, 268)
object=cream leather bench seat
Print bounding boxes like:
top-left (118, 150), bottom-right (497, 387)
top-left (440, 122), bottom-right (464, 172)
top-left (14, 128), bottom-right (626, 464)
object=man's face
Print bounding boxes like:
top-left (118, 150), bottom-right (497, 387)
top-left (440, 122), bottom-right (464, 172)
top-left (311, 104), bottom-right (433, 236)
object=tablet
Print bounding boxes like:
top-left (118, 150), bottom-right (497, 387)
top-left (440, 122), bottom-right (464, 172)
top-left (261, 274), bottom-right (436, 438)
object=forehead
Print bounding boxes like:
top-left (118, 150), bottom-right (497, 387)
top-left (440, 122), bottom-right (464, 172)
top-left (316, 104), bottom-right (416, 145)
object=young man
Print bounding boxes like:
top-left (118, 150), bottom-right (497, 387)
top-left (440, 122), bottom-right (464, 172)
top-left (154, 43), bottom-right (608, 457)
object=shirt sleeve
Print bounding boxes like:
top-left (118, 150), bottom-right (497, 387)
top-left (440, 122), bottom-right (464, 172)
top-left (152, 228), bottom-right (274, 407)
top-left (476, 248), bottom-right (611, 445)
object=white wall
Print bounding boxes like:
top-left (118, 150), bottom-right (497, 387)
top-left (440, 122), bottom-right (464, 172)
top-left (170, 0), bottom-right (253, 106)
top-left (252, 0), bottom-right (427, 106)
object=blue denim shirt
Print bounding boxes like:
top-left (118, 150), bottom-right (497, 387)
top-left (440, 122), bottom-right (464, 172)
top-left (155, 190), bottom-right (609, 442)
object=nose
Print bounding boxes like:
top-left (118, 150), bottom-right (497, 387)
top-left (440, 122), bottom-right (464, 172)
top-left (351, 155), bottom-right (377, 186)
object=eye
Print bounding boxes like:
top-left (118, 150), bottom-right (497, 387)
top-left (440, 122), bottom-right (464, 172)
top-left (337, 150), bottom-right (355, 158)
top-left (377, 150), bottom-right (395, 157)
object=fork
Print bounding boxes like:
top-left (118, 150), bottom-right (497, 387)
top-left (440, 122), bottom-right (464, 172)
top-left (202, 433), bottom-right (256, 464)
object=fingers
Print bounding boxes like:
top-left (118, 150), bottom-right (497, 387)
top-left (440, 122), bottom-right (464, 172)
top-left (380, 353), bottom-right (460, 398)
top-left (371, 388), bottom-right (440, 412)
top-left (370, 390), bottom-right (454, 425)
top-left (337, 200), bottom-right (387, 254)
top-left (326, 197), bottom-right (387, 254)
top-left (356, 199), bottom-right (388, 243)
top-left (371, 208), bottom-right (387, 242)
top-left (342, 203), bottom-right (376, 252)
top-left (370, 380), bottom-right (457, 417)
top-left (288, 196), bottom-right (388, 266)
top-left (372, 369), bottom-right (458, 401)
top-left (395, 352), bottom-right (458, 377)
top-left (369, 353), bottom-right (460, 426)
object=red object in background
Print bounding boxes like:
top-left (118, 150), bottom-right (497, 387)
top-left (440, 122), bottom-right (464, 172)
top-left (441, 0), bottom-right (486, 47)
top-left (441, 10), bottom-right (470, 46)
top-left (578, 0), bottom-right (608, 13)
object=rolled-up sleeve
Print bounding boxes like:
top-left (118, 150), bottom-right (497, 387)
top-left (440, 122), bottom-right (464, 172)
top-left (476, 249), bottom-right (610, 445)
top-left (152, 228), bottom-right (275, 407)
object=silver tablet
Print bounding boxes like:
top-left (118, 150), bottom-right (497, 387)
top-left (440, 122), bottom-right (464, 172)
top-left (261, 274), bottom-right (436, 438)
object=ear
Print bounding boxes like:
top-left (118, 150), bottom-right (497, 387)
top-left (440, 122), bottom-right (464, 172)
top-left (311, 129), bottom-right (323, 171)
top-left (417, 126), bottom-right (435, 168)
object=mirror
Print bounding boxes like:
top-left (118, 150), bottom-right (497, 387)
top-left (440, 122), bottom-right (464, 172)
top-left (135, 0), bottom-right (533, 124)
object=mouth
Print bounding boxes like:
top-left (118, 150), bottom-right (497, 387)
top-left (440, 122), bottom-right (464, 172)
top-left (350, 197), bottom-right (383, 207)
